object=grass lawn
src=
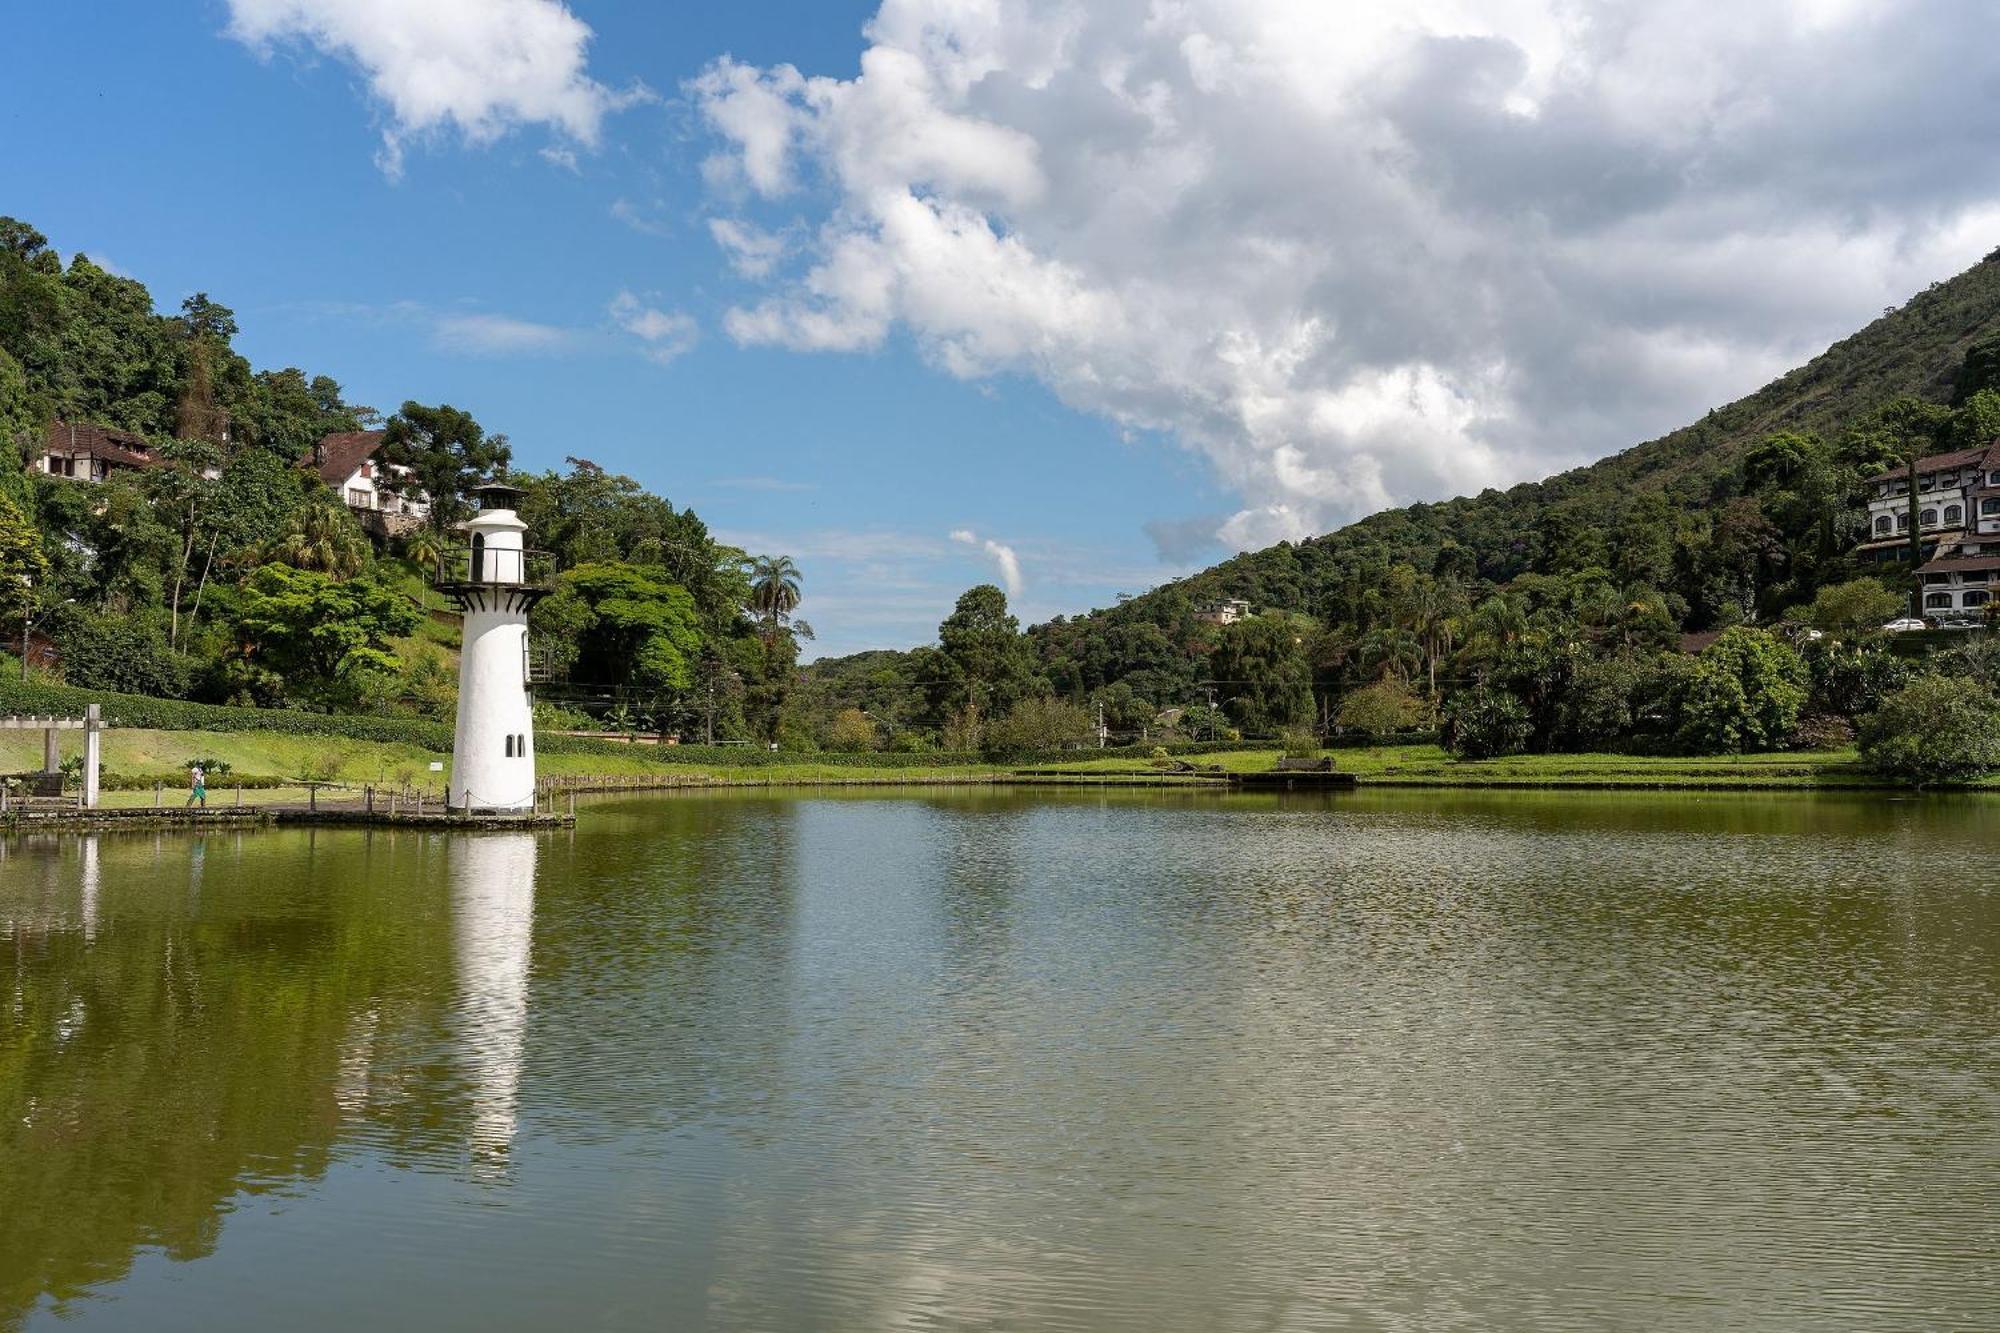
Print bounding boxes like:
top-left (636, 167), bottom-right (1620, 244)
top-left (0, 726), bottom-right (1023, 796)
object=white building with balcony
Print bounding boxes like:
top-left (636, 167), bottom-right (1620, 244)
top-left (1917, 533), bottom-right (2000, 625)
top-left (1855, 442), bottom-right (2000, 563)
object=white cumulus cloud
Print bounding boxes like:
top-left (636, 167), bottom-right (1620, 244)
top-left (950, 528), bottom-right (1024, 599)
top-left (225, 0), bottom-right (646, 177)
top-left (608, 291), bottom-right (699, 365)
top-left (695, 0), bottom-right (2000, 551)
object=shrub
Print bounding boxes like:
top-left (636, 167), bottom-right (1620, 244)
top-left (1860, 675), bottom-right (2000, 786)
top-left (296, 748), bottom-right (350, 784)
top-left (1786, 712), bottom-right (1855, 750)
top-left (1279, 727), bottom-right (1321, 759)
top-left (826, 707), bottom-right (879, 752)
top-left (1443, 687), bottom-right (1533, 759)
top-left (1336, 680), bottom-right (1427, 737)
top-left (52, 611), bottom-right (195, 699)
top-left (982, 697), bottom-right (1096, 758)
top-left (1807, 578), bottom-right (1905, 637)
top-left (1805, 640), bottom-right (1911, 718)
top-left (1673, 627), bottom-right (1807, 753)
top-left (1556, 656), bottom-right (1648, 750)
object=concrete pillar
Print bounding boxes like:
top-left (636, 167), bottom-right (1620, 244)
top-left (43, 725), bottom-right (59, 774)
top-left (82, 705), bottom-right (101, 809)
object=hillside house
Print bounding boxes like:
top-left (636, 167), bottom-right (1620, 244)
top-left (1195, 598), bottom-right (1253, 626)
top-left (304, 430), bottom-right (430, 537)
top-left (1854, 441), bottom-right (2000, 564)
top-left (1916, 533), bottom-right (2000, 625)
top-left (38, 421), bottom-right (162, 482)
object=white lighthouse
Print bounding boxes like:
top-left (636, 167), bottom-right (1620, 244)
top-left (444, 483), bottom-right (548, 812)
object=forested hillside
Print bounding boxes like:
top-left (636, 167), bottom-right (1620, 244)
top-left (800, 246), bottom-right (2000, 758)
top-left (0, 217), bottom-right (809, 742)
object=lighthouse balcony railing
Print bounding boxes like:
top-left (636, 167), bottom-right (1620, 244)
top-left (434, 546), bottom-right (558, 590)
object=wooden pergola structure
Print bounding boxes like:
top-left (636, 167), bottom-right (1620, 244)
top-left (0, 704), bottom-right (105, 807)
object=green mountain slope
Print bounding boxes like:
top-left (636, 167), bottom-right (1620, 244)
top-left (803, 247), bottom-right (2000, 741)
top-left (1147, 246), bottom-right (2000, 616)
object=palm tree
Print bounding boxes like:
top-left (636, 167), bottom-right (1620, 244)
top-left (748, 554), bottom-right (803, 642)
top-left (404, 527), bottom-right (443, 575)
top-left (266, 492), bottom-right (368, 577)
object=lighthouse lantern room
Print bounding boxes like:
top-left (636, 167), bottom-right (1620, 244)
top-left (442, 483), bottom-right (549, 812)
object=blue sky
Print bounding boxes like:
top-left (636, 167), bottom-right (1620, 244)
top-left (9, 1), bottom-right (1999, 657)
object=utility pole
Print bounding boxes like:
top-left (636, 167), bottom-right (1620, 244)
top-left (1095, 699), bottom-right (1107, 749)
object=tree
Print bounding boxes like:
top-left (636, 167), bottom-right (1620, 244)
top-left (539, 562), bottom-right (703, 694)
top-left (1807, 578), bottom-right (1903, 637)
top-left (1211, 614), bottom-right (1314, 733)
top-left (826, 707), bottom-right (878, 752)
top-left (232, 565), bottom-right (422, 704)
top-left (982, 696), bottom-right (1095, 758)
top-left (748, 554), bottom-right (805, 642)
top-left (1336, 679), bottom-right (1426, 737)
top-left (935, 584), bottom-right (1040, 720)
top-left (1860, 675), bottom-right (2000, 786)
top-left (0, 488), bottom-right (46, 593)
top-left (141, 439), bottom-right (222, 647)
top-left (378, 401), bottom-right (510, 533)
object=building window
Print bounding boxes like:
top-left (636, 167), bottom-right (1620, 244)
top-left (1925, 592), bottom-right (1953, 609)
top-left (1897, 514), bottom-right (1910, 531)
top-left (347, 487), bottom-right (371, 508)
top-left (1985, 499), bottom-right (2000, 516)
top-left (1946, 504), bottom-right (1964, 525)
top-left (1967, 591), bottom-right (1991, 607)
top-left (1874, 515), bottom-right (1892, 535)
top-left (1921, 508), bottom-right (1939, 528)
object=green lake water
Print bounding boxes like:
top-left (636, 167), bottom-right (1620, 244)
top-left (2, 788), bottom-right (1997, 1331)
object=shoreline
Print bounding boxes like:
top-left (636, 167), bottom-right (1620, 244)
top-left (1, 768), bottom-right (1952, 833)
top-left (3, 729), bottom-right (1971, 831)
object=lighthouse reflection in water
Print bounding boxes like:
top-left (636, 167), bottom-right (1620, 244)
top-left (449, 832), bottom-right (538, 1177)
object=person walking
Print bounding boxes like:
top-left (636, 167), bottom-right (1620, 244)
top-left (187, 764), bottom-right (206, 808)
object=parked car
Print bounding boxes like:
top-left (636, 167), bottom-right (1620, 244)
top-left (1881, 617), bottom-right (1929, 632)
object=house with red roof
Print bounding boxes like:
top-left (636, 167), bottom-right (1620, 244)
top-left (303, 430), bottom-right (430, 537)
top-left (38, 421), bottom-right (164, 483)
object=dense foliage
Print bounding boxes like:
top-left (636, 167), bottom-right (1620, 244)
top-left (1860, 676), bottom-right (2000, 785)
